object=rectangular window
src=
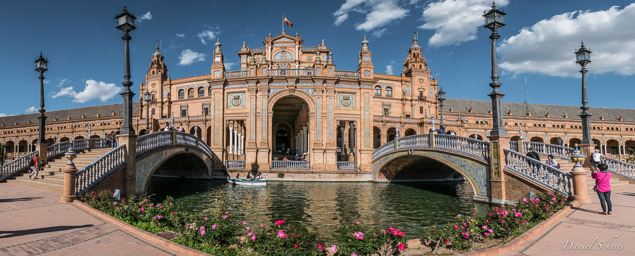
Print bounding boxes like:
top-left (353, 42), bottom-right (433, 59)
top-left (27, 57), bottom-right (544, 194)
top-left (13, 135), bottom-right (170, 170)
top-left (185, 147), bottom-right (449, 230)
top-left (151, 108), bottom-right (156, 115)
top-left (250, 68), bottom-right (254, 75)
top-left (181, 109), bottom-right (187, 117)
top-left (383, 107), bottom-right (390, 116)
top-left (262, 68), bottom-right (266, 75)
top-left (364, 70), bottom-right (370, 77)
top-left (203, 107), bottom-right (209, 116)
top-left (317, 67), bottom-right (321, 75)
top-left (420, 106), bottom-right (423, 114)
top-left (214, 71), bottom-right (220, 77)
top-left (405, 114), bottom-right (411, 118)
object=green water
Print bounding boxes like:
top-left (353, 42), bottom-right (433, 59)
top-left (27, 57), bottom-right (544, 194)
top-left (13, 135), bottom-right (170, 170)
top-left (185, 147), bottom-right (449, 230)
top-left (149, 178), bottom-right (488, 239)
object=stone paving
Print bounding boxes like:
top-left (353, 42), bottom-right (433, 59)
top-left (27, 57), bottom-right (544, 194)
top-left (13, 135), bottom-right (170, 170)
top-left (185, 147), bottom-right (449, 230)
top-left (506, 188), bottom-right (635, 256)
top-left (0, 183), bottom-right (178, 256)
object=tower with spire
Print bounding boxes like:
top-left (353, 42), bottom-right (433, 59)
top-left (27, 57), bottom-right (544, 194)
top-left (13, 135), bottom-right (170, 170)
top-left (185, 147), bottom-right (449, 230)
top-left (404, 32), bottom-right (427, 76)
top-left (211, 38), bottom-right (225, 78)
top-left (357, 35), bottom-right (374, 78)
top-left (142, 41), bottom-right (170, 121)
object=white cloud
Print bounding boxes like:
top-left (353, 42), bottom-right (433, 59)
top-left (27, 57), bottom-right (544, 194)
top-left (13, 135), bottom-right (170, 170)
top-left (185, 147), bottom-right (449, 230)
top-left (57, 78), bottom-right (70, 87)
top-left (333, 0), bottom-right (408, 31)
top-left (176, 33), bottom-right (185, 38)
top-left (198, 30), bottom-right (217, 44)
top-left (0, 113), bottom-right (7, 117)
top-left (500, 4), bottom-right (635, 77)
top-left (26, 106), bottom-right (38, 113)
top-left (385, 64), bottom-right (394, 75)
top-left (224, 62), bottom-right (237, 70)
top-left (138, 11), bottom-right (152, 22)
top-left (178, 49), bottom-right (205, 66)
top-left (51, 80), bottom-right (123, 103)
top-left (420, 0), bottom-right (509, 47)
top-left (372, 28), bottom-right (388, 38)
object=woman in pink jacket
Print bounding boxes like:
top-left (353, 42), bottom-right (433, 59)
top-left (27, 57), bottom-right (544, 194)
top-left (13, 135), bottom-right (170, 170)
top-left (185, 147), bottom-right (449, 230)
top-left (592, 163), bottom-right (612, 215)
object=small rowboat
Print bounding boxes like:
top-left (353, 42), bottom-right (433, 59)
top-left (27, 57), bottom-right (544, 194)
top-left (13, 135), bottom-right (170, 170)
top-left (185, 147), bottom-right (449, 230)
top-left (227, 178), bottom-right (267, 186)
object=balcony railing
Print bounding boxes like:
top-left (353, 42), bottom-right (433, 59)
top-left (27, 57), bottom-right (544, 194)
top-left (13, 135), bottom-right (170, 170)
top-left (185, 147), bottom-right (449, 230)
top-left (337, 161), bottom-right (356, 170)
top-left (226, 160), bottom-right (245, 170)
top-left (225, 71), bottom-right (248, 78)
top-left (333, 70), bottom-right (360, 79)
top-left (268, 68), bottom-right (314, 77)
top-left (272, 160), bottom-right (310, 169)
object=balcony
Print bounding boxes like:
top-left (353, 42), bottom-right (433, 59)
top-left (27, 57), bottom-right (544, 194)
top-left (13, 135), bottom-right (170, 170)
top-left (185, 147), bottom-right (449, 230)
top-left (226, 160), bottom-right (245, 170)
top-left (337, 161), bottom-right (357, 170)
top-left (268, 68), bottom-right (314, 77)
top-left (272, 160), bottom-right (310, 169)
top-left (333, 71), bottom-right (360, 79)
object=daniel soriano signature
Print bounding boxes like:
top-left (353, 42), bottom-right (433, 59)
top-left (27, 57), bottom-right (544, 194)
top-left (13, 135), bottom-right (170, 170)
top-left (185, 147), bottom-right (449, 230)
top-left (563, 236), bottom-right (626, 250)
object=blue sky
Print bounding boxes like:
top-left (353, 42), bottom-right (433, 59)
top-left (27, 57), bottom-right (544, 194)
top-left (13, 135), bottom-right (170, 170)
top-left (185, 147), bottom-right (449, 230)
top-left (1, 0), bottom-right (634, 117)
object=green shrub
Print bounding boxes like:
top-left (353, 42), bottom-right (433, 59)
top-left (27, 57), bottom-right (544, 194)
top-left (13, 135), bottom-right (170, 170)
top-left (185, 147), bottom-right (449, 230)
top-left (277, 172), bottom-right (285, 178)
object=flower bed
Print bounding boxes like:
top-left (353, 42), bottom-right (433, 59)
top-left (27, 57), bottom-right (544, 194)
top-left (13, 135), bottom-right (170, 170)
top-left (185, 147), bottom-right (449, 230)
top-left (81, 191), bottom-right (408, 256)
top-left (422, 191), bottom-right (569, 253)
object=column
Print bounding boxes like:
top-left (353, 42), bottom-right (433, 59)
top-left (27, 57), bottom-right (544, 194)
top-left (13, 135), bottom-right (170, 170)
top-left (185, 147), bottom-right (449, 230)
top-left (229, 126), bottom-right (234, 154)
top-left (306, 126), bottom-right (310, 154)
top-left (234, 129), bottom-right (238, 155)
top-left (340, 123), bottom-right (345, 155)
top-left (241, 134), bottom-right (244, 155)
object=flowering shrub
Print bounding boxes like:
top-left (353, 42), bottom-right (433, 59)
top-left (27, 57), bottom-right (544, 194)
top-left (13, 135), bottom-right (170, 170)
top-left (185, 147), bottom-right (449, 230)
top-left (245, 220), bottom-right (328, 255)
top-left (422, 191), bottom-right (569, 252)
top-left (335, 222), bottom-right (408, 256)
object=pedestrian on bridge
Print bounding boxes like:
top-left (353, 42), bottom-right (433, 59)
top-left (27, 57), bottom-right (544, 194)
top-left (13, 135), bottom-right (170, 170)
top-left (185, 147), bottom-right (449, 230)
top-left (592, 163), bottom-right (612, 215)
top-left (545, 154), bottom-right (560, 169)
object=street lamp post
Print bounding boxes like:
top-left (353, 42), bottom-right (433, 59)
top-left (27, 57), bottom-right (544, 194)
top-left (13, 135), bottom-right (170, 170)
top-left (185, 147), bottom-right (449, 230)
top-left (35, 53), bottom-right (48, 147)
top-left (116, 5), bottom-right (136, 135)
top-left (144, 90), bottom-right (151, 133)
top-left (437, 87), bottom-right (446, 128)
top-left (483, 2), bottom-right (508, 136)
top-left (575, 42), bottom-right (592, 145)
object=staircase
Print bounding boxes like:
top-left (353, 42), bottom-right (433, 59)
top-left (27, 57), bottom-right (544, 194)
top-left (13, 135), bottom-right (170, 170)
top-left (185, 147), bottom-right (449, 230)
top-left (538, 155), bottom-right (635, 192)
top-left (5, 148), bottom-right (112, 192)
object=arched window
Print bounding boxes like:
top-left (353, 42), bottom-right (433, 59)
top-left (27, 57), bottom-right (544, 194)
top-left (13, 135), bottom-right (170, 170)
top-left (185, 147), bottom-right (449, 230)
top-left (178, 89), bottom-right (185, 99)
top-left (208, 86), bottom-right (211, 96)
top-left (188, 88), bottom-right (194, 98)
top-left (374, 86), bottom-right (382, 96)
top-left (385, 87), bottom-right (393, 98)
top-left (274, 51), bottom-right (291, 60)
top-left (198, 87), bottom-right (205, 97)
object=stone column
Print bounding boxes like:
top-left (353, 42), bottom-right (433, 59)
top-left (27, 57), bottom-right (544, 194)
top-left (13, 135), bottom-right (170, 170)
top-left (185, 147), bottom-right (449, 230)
top-left (517, 137), bottom-right (525, 153)
top-left (37, 142), bottom-right (49, 164)
top-left (234, 129), bottom-right (238, 155)
top-left (118, 133), bottom-right (137, 196)
top-left (571, 153), bottom-right (591, 203)
top-left (488, 134), bottom-right (511, 204)
top-left (60, 149), bottom-right (77, 202)
top-left (229, 126), bottom-right (234, 154)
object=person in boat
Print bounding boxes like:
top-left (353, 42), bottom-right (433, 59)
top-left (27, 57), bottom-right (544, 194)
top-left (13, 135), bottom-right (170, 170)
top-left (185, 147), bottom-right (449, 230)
top-left (283, 157), bottom-right (288, 161)
top-left (256, 172), bottom-right (263, 180)
top-left (246, 172), bottom-right (252, 180)
top-left (235, 173), bottom-right (240, 179)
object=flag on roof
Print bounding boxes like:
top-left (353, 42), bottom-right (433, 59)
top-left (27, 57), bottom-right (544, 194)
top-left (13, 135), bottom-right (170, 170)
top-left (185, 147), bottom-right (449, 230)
top-left (284, 17), bottom-right (293, 27)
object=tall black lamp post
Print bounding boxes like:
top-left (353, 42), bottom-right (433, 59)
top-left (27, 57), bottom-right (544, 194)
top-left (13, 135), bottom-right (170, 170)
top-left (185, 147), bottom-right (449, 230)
top-left (35, 53), bottom-right (48, 146)
top-left (575, 42), bottom-right (592, 145)
top-left (437, 87), bottom-right (446, 128)
top-left (144, 90), bottom-right (151, 132)
top-left (483, 2), bottom-right (508, 136)
top-left (116, 6), bottom-right (136, 135)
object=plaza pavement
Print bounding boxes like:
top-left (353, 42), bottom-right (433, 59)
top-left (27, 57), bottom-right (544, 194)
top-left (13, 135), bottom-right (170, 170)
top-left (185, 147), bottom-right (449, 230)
top-left (0, 183), bottom-right (180, 256)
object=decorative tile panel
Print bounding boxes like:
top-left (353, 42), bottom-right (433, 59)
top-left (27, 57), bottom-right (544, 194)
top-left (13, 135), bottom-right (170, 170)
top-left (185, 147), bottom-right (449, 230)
top-left (317, 98), bottom-right (321, 141)
top-left (364, 92), bottom-right (370, 147)
top-left (250, 97), bottom-right (255, 140)
top-left (329, 98), bottom-right (333, 140)
top-left (301, 88), bottom-right (314, 96)
top-left (338, 93), bottom-right (356, 109)
top-left (214, 93), bottom-right (221, 144)
top-left (227, 93), bottom-right (245, 109)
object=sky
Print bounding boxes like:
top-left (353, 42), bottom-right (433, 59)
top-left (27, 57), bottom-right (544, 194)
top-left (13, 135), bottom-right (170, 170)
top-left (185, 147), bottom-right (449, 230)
top-left (0, 0), bottom-right (634, 117)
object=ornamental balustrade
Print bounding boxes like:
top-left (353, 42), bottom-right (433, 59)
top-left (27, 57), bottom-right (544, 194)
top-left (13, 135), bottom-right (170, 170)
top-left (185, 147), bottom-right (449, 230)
top-left (73, 139), bottom-right (89, 151)
top-left (47, 141), bottom-right (71, 160)
top-left (75, 145), bottom-right (127, 196)
top-left (604, 157), bottom-right (635, 179)
top-left (0, 151), bottom-right (38, 182)
top-left (509, 141), bottom-right (519, 151)
top-left (268, 68), bottom-right (314, 77)
top-left (224, 71), bottom-right (248, 78)
top-left (272, 160), bottom-right (310, 169)
top-left (337, 161), bottom-right (356, 170)
top-left (91, 138), bottom-right (108, 148)
top-left (397, 134), bottom-right (429, 149)
top-left (333, 70), bottom-right (360, 79)
top-left (226, 160), bottom-right (245, 170)
top-left (435, 134), bottom-right (490, 160)
top-left (517, 141), bottom-right (574, 160)
top-left (136, 131), bottom-right (173, 155)
top-left (504, 149), bottom-right (573, 196)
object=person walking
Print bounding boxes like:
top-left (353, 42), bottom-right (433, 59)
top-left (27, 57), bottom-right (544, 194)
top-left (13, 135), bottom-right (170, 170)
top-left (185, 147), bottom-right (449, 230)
top-left (526, 146), bottom-right (540, 161)
top-left (545, 154), bottom-right (560, 169)
top-left (591, 149), bottom-right (603, 171)
top-left (28, 155), bottom-right (40, 179)
top-left (105, 133), bottom-right (112, 147)
top-left (592, 163), bottom-right (612, 215)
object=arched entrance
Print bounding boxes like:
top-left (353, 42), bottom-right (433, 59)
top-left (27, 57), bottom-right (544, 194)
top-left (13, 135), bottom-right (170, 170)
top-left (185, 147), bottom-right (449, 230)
top-left (373, 127), bottom-right (381, 149)
top-left (405, 128), bottom-right (417, 136)
top-left (271, 95), bottom-right (310, 160)
top-left (387, 128), bottom-right (396, 142)
top-left (549, 137), bottom-right (562, 145)
top-left (530, 137), bottom-right (544, 143)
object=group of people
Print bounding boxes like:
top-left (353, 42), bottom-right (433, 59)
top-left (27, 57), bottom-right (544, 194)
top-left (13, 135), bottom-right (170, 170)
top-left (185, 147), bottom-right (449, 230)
top-left (236, 171), bottom-right (262, 180)
top-left (163, 123), bottom-right (185, 132)
top-left (281, 153), bottom-right (307, 161)
top-left (526, 146), bottom-right (613, 215)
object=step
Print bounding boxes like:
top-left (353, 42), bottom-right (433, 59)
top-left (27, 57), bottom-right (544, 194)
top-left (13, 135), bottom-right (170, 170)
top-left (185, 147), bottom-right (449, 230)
top-left (6, 179), bottom-right (63, 192)
top-left (14, 175), bottom-right (64, 186)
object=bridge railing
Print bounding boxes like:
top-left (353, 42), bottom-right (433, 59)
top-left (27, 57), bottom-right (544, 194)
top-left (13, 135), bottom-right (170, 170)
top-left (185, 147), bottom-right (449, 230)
top-left (272, 160), bottom-right (309, 169)
top-left (136, 131), bottom-right (173, 155)
top-left (372, 142), bottom-right (397, 161)
top-left (504, 149), bottom-right (573, 196)
top-left (73, 139), bottom-right (89, 151)
top-left (604, 157), bottom-right (635, 179)
top-left (92, 138), bottom-right (109, 148)
top-left (513, 141), bottom-right (574, 160)
top-left (337, 161), bottom-right (356, 170)
top-left (435, 134), bottom-right (490, 160)
top-left (0, 151), bottom-right (38, 182)
top-left (76, 144), bottom-right (127, 196)
top-left (47, 141), bottom-right (71, 160)
top-left (226, 160), bottom-right (245, 170)
top-left (174, 132), bottom-right (214, 158)
top-left (397, 134), bottom-right (429, 149)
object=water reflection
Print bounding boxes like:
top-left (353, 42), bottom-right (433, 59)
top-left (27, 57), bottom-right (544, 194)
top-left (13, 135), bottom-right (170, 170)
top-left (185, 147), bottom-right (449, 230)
top-left (149, 178), bottom-right (488, 238)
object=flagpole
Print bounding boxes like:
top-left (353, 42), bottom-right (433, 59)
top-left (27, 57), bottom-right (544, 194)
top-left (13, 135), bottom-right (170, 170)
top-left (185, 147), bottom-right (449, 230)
top-left (282, 15), bottom-right (284, 34)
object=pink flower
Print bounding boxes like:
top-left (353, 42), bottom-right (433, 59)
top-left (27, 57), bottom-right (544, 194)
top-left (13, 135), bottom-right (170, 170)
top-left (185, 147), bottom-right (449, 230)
top-left (444, 240), bottom-right (450, 244)
top-left (484, 232), bottom-right (490, 236)
top-left (488, 213), bottom-right (492, 217)
top-left (515, 212), bottom-right (522, 218)
top-left (521, 220), bottom-right (526, 224)
top-left (200, 226), bottom-right (206, 236)
top-left (294, 244), bottom-right (298, 249)
top-left (113, 202), bottom-right (117, 205)
top-left (211, 224), bottom-right (217, 230)
top-left (245, 227), bottom-right (251, 230)
top-left (453, 225), bottom-right (459, 229)
top-left (351, 253), bottom-right (358, 256)
top-left (140, 206), bottom-right (145, 212)
top-left (149, 203), bottom-right (154, 207)
top-left (482, 225), bottom-right (488, 229)
top-left (260, 224), bottom-right (265, 227)
top-left (277, 229), bottom-right (287, 239)
top-left (500, 220), bottom-right (505, 224)
top-left (522, 198), bottom-right (528, 203)
top-left (170, 212), bottom-right (174, 215)
top-left (330, 245), bottom-right (337, 252)
top-left (355, 221), bottom-right (360, 225)
top-left (242, 221), bottom-right (247, 225)
top-left (352, 232), bottom-right (364, 240)
top-left (116, 207), bottom-right (120, 211)
top-left (275, 220), bottom-right (285, 225)
top-left (251, 234), bottom-right (256, 241)
top-left (203, 217), bottom-right (209, 221)
top-left (99, 194), bottom-right (102, 197)
top-left (318, 244), bottom-right (324, 249)
top-left (221, 213), bottom-right (231, 219)
top-left (398, 243), bottom-right (406, 251)
top-left (247, 231), bottom-right (254, 236)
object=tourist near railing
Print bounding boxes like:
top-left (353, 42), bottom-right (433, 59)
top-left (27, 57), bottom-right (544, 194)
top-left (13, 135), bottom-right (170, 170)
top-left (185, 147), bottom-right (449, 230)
top-left (337, 161), bottom-right (356, 170)
top-left (75, 145), bottom-right (127, 196)
top-left (333, 70), bottom-right (360, 79)
top-left (0, 151), bottom-right (38, 182)
top-left (604, 156), bottom-right (635, 179)
top-left (47, 141), bottom-right (72, 160)
top-left (517, 141), bottom-right (574, 160)
top-left (504, 149), bottom-right (573, 196)
top-left (272, 160), bottom-right (310, 169)
top-left (136, 131), bottom-right (172, 155)
top-left (226, 160), bottom-right (245, 170)
top-left (397, 134), bottom-right (429, 149)
top-left (435, 134), bottom-right (490, 160)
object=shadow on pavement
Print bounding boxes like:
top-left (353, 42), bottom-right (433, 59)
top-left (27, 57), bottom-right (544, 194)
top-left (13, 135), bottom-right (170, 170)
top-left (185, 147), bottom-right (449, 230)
top-left (571, 206), bottom-right (601, 214)
top-left (617, 192), bottom-right (635, 197)
top-left (0, 197), bottom-right (44, 203)
top-left (0, 224), bottom-right (94, 238)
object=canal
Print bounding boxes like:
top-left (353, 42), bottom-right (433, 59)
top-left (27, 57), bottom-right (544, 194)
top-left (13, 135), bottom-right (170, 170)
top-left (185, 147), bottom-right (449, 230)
top-left (149, 177), bottom-right (489, 239)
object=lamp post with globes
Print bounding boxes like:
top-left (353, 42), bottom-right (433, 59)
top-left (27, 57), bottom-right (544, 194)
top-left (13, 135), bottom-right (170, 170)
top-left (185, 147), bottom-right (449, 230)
top-left (483, 2), bottom-right (508, 137)
top-left (35, 53), bottom-right (49, 161)
top-left (144, 90), bottom-right (151, 133)
top-left (437, 87), bottom-right (446, 128)
top-left (116, 5), bottom-right (136, 136)
top-left (575, 42), bottom-right (592, 147)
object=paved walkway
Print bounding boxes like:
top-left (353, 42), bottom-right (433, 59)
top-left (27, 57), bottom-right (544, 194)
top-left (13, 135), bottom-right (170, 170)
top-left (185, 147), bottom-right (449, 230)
top-left (0, 183), bottom-right (179, 256)
top-left (507, 188), bottom-right (635, 256)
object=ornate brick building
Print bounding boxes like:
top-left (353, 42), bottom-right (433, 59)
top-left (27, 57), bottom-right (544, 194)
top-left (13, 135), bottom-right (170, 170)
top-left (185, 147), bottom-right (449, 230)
top-left (2, 32), bottom-right (634, 169)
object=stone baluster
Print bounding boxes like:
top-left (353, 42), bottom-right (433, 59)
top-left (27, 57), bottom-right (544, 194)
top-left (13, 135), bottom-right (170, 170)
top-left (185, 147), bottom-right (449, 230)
top-left (228, 126), bottom-right (233, 154)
